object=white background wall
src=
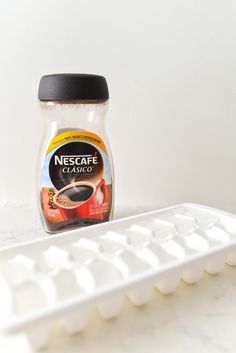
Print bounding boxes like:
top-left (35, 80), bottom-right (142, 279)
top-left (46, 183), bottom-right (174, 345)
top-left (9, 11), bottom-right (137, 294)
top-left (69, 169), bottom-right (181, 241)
top-left (0, 0), bottom-right (236, 211)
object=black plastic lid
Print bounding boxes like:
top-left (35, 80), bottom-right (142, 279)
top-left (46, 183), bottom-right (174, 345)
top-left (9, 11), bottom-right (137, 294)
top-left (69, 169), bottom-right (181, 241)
top-left (38, 74), bottom-right (109, 101)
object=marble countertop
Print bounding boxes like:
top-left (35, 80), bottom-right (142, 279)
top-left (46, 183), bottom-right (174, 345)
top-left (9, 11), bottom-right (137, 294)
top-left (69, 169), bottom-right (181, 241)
top-left (0, 202), bottom-right (236, 353)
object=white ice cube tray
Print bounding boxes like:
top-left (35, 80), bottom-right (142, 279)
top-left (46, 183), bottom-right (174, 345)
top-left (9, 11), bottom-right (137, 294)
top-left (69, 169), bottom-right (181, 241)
top-left (1, 203), bottom-right (236, 350)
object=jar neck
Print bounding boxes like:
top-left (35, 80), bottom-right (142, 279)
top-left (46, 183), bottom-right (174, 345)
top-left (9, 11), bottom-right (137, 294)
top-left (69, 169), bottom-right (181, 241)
top-left (39, 100), bottom-right (109, 131)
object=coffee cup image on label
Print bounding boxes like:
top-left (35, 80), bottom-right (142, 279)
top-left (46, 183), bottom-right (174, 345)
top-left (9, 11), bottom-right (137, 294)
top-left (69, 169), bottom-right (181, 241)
top-left (56, 184), bottom-right (94, 207)
top-left (53, 179), bottom-right (107, 221)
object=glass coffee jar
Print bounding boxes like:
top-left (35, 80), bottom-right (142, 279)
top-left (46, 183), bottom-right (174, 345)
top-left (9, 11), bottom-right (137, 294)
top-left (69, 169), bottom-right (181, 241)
top-left (38, 74), bottom-right (114, 233)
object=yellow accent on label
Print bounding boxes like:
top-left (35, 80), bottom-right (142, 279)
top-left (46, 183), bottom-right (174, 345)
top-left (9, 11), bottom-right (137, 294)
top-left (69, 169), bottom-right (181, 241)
top-left (47, 131), bottom-right (107, 155)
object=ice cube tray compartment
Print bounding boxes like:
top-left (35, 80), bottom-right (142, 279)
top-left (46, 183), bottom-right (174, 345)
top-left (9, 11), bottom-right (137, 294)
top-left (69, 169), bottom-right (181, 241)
top-left (1, 203), bottom-right (236, 351)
